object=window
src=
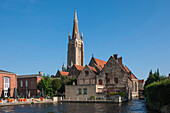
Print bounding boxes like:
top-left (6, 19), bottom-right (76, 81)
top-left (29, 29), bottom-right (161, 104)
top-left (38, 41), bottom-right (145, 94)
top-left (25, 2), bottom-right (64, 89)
top-left (105, 73), bottom-right (110, 83)
top-left (135, 82), bottom-right (137, 92)
top-left (114, 78), bottom-right (118, 83)
top-left (3, 77), bottom-right (10, 90)
top-left (26, 80), bottom-right (28, 88)
top-left (78, 88), bottom-right (81, 94)
top-left (99, 79), bottom-right (102, 85)
top-left (21, 80), bottom-right (23, 87)
top-left (83, 88), bottom-right (87, 94)
top-left (106, 78), bottom-right (110, 83)
top-left (85, 70), bottom-right (89, 76)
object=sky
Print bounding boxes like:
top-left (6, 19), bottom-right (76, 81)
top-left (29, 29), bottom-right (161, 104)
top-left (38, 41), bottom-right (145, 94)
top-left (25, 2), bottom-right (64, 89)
top-left (0, 0), bottom-right (170, 80)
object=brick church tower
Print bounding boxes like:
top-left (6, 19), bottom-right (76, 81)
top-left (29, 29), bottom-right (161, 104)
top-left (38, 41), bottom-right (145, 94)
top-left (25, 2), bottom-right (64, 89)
top-left (67, 10), bottom-right (84, 69)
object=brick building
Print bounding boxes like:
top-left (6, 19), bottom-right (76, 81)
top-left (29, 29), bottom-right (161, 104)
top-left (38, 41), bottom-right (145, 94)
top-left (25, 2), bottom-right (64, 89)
top-left (17, 71), bottom-right (42, 97)
top-left (0, 69), bottom-right (17, 97)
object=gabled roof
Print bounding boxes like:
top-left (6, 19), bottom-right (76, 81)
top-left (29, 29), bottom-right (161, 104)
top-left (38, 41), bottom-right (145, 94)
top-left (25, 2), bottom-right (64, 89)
top-left (124, 66), bottom-right (137, 79)
top-left (94, 58), bottom-right (107, 68)
top-left (94, 64), bottom-right (102, 71)
top-left (59, 71), bottom-right (69, 76)
top-left (74, 64), bottom-right (84, 71)
top-left (0, 69), bottom-right (16, 74)
top-left (87, 65), bottom-right (97, 73)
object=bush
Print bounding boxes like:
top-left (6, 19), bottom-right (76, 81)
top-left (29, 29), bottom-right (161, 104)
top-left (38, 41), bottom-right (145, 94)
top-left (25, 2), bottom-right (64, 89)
top-left (90, 95), bottom-right (95, 100)
top-left (145, 79), bottom-right (170, 110)
top-left (110, 92), bottom-right (126, 97)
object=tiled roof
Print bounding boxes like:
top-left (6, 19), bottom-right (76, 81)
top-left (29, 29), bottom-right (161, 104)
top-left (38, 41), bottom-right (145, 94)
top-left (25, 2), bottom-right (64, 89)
top-left (124, 66), bottom-right (137, 79)
top-left (94, 64), bottom-right (102, 71)
top-left (87, 65), bottom-right (97, 73)
top-left (74, 64), bottom-right (84, 71)
top-left (0, 69), bottom-right (15, 74)
top-left (138, 79), bottom-right (145, 83)
top-left (94, 58), bottom-right (107, 68)
top-left (59, 71), bottom-right (69, 76)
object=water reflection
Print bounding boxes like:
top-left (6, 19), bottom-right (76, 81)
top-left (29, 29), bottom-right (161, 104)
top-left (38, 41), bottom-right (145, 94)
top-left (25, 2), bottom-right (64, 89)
top-left (0, 99), bottom-right (156, 113)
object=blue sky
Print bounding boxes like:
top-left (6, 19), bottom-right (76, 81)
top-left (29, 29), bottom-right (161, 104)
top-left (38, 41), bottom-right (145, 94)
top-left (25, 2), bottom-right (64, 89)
top-left (0, 0), bottom-right (170, 79)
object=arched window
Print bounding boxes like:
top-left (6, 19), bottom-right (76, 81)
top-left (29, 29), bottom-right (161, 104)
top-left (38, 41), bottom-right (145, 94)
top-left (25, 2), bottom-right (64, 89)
top-left (135, 82), bottom-right (137, 92)
top-left (99, 79), bottom-right (102, 85)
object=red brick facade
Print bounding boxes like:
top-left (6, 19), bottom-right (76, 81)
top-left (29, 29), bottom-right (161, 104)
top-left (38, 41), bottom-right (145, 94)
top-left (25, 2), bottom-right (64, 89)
top-left (0, 70), bottom-right (17, 97)
top-left (17, 74), bottom-right (42, 97)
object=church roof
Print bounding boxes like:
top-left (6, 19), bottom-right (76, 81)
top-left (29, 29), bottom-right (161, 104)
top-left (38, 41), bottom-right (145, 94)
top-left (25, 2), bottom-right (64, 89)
top-left (94, 58), bottom-right (107, 68)
top-left (74, 64), bottom-right (84, 71)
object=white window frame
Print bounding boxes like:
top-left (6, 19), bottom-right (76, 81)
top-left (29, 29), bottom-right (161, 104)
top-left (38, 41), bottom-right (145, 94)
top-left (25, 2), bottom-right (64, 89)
top-left (21, 80), bottom-right (23, 87)
top-left (26, 80), bottom-right (28, 88)
top-left (3, 77), bottom-right (10, 90)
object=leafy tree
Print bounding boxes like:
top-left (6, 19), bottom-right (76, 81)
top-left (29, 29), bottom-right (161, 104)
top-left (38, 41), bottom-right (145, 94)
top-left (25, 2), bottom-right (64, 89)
top-left (37, 76), bottom-right (53, 97)
top-left (59, 76), bottom-right (77, 93)
top-left (52, 78), bottom-right (61, 92)
top-left (144, 69), bottom-right (166, 89)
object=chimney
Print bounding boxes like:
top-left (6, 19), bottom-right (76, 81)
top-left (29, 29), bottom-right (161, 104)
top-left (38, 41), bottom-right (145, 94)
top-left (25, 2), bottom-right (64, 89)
top-left (39, 71), bottom-right (43, 76)
top-left (118, 57), bottom-right (122, 65)
top-left (114, 54), bottom-right (118, 60)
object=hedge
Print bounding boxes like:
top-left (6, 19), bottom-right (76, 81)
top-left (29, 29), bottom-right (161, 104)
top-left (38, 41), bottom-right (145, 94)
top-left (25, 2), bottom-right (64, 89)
top-left (110, 92), bottom-right (126, 97)
top-left (145, 79), bottom-right (170, 110)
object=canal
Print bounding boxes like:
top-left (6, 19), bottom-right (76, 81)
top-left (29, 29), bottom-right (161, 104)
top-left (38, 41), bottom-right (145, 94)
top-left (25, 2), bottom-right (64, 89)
top-left (0, 99), bottom-right (156, 113)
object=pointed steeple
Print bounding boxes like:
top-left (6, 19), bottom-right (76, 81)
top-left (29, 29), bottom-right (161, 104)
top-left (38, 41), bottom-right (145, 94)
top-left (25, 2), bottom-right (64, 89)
top-left (72, 10), bottom-right (80, 39)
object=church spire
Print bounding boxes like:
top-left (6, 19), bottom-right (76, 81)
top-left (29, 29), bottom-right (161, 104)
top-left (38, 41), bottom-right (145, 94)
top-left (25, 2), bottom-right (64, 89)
top-left (72, 10), bottom-right (80, 39)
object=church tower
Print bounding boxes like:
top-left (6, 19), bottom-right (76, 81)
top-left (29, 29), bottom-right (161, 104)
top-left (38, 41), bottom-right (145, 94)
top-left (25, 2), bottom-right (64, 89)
top-left (67, 10), bottom-right (84, 69)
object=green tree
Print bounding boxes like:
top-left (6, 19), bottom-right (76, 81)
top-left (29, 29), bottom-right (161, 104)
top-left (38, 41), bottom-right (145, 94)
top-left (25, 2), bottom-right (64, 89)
top-left (52, 78), bottom-right (61, 92)
top-left (59, 76), bottom-right (77, 93)
top-left (144, 69), bottom-right (166, 96)
top-left (37, 76), bottom-right (53, 97)
top-left (144, 69), bottom-right (166, 88)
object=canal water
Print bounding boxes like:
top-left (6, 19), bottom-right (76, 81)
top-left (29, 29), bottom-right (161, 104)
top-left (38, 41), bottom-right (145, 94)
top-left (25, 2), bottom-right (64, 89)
top-left (0, 99), bottom-right (156, 113)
